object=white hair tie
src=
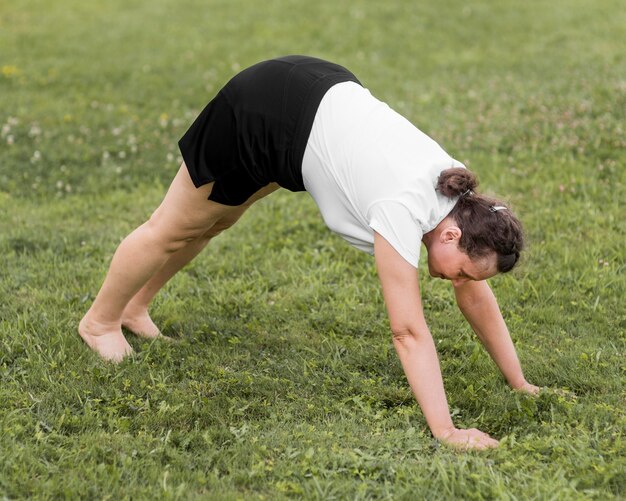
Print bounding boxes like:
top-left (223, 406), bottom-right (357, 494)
top-left (489, 205), bottom-right (508, 212)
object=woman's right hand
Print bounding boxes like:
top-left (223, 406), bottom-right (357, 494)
top-left (436, 427), bottom-right (500, 450)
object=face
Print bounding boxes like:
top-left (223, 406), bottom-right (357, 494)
top-left (426, 225), bottom-right (498, 287)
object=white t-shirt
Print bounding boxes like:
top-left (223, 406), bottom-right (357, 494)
top-left (302, 81), bottom-right (464, 268)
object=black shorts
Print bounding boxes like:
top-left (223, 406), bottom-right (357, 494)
top-left (178, 55), bottom-right (361, 206)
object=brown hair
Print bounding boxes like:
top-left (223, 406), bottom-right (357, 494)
top-left (436, 168), bottom-right (524, 272)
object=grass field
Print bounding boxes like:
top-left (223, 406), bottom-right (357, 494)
top-left (1, 0), bottom-right (625, 498)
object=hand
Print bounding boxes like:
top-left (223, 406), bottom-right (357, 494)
top-left (436, 427), bottom-right (499, 450)
top-left (513, 381), bottom-right (542, 396)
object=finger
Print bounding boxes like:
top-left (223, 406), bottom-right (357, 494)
top-left (468, 428), bottom-right (491, 439)
top-left (485, 437), bottom-right (499, 447)
top-left (468, 439), bottom-right (497, 450)
top-left (469, 433), bottom-right (498, 449)
top-left (482, 433), bottom-right (499, 445)
top-left (478, 430), bottom-right (493, 440)
top-left (478, 435), bottom-right (498, 446)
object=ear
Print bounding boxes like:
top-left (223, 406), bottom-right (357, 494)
top-left (440, 225), bottom-right (462, 244)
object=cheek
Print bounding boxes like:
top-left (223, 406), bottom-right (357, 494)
top-left (429, 246), bottom-right (461, 276)
top-left (427, 248), bottom-right (443, 271)
top-left (428, 246), bottom-right (446, 265)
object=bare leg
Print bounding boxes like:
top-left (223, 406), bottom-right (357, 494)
top-left (120, 235), bottom-right (212, 338)
top-left (79, 161), bottom-right (280, 362)
top-left (79, 163), bottom-right (233, 362)
top-left (121, 182), bottom-right (280, 339)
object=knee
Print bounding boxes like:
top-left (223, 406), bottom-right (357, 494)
top-left (203, 212), bottom-right (244, 239)
top-left (203, 219), bottom-right (234, 239)
top-left (143, 214), bottom-right (206, 253)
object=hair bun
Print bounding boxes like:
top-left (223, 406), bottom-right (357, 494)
top-left (436, 168), bottom-right (479, 197)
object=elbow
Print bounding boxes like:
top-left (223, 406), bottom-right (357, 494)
top-left (390, 325), bottom-right (411, 341)
top-left (454, 281), bottom-right (492, 308)
top-left (390, 323), bottom-right (429, 349)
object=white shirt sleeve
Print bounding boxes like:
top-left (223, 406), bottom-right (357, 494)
top-left (367, 200), bottom-right (423, 268)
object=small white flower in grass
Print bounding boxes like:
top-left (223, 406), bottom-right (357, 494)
top-left (112, 127), bottom-right (122, 136)
top-left (7, 135), bottom-right (14, 145)
top-left (8, 117), bottom-right (18, 126)
top-left (118, 151), bottom-right (126, 159)
top-left (102, 151), bottom-right (110, 161)
top-left (115, 166), bottom-right (123, 174)
top-left (31, 150), bottom-right (41, 163)
top-left (166, 152), bottom-right (174, 162)
top-left (29, 124), bottom-right (42, 137)
top-left (1, 124), bottom-right (10, 136)
top-left (56, 180), bottom-right (64, 189)
top-left (159, 113), bottom-right (169, 128)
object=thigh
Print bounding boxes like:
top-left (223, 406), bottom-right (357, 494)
top-left (241, 181), bottom-right (281, 207)
top-left (203, 181), bottom-right (280, 238)
top-left (148, 163), bottom-right (234, 241)
top-left (150, 163), bottom-right (280, 242)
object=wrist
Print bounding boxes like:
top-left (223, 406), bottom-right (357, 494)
top-left (431, 424), bottom-right (456, 440)
top-left (508, 377), bottom-right (528, 390)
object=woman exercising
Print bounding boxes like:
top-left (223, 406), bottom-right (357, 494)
top-left (79, 55), bottom-right (540, 450)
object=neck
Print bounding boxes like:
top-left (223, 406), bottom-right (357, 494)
top-left (422, 229), bottom-right (434, 250)
top-left (423, 217), bottom-right (452, 250)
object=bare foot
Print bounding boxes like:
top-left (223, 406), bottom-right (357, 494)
top-left (121, 306), bottom-right (163, 339)
top-left (78, 315), bottom-right (133, 362)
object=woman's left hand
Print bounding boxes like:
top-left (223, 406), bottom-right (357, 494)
top-left (513, 381), bottom-right (542, 396)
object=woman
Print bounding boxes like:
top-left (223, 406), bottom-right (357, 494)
top-left (79, 55), bottom-right (540, 450)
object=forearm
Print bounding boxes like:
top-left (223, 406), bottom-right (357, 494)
top-left (392, 330), bottom-right (454, 438)
top-left (455, 282), bottom-right (527, 388)
top-left (474, 320), bottom-right (526, 388)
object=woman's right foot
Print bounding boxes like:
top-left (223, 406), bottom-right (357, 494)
top-left (121, 306), bottom-right (163, 339)
top-left (78, 315), bottom-right (133, 363)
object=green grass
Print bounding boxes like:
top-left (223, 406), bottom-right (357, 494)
top-left (1, 0), bottom-right (625, 498)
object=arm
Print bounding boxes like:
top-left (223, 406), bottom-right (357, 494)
top-left (374, 232), bottom-right (498, 448)
top-left (453, 280), bottom-right (539, 394)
